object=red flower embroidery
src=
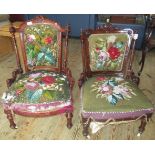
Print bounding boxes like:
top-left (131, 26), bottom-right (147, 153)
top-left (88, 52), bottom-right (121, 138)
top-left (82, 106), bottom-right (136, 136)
top-left (96, 76), bottom-right (106, 81)
top-left (41, 76), bottom-right (55, 85)
top-left (108, 47), bottom-right (121, 60)
top-left (96, 47), bottom-right (100, 53)
top-left (44, 37), bottom-right (53, 44)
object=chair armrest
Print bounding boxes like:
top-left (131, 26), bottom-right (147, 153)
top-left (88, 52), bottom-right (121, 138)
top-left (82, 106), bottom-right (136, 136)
top-left (64, 67), bottom-right (75, 90)
top-left (6, 68), bottom-right (23, 88)
top-left (78, 72), bottom-right (87, 88)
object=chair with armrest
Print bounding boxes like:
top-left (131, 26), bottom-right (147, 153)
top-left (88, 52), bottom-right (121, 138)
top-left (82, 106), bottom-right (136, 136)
top-left (1, 16), bottom-right (74, 129)
top-left (78, 23), bottom-right (154, 138)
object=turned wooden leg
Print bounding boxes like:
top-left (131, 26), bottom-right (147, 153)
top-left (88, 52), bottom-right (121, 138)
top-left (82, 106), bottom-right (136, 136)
top-left (138, 117), bottom-right (147, 136)
top-left (82, 117), bottom-right (91, 137)
top-left (4, 108), bottom-right (17, 129)
top-left (66, 112), bottom-right (73, 129)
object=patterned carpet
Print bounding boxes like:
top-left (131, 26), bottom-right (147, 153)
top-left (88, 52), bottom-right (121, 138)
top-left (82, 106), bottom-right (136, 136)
top-left (0, 38), bottom-right (155, 140)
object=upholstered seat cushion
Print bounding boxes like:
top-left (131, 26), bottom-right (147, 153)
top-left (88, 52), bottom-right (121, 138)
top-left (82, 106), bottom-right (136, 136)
top-left (2, 70), bottom-right (72, 113)
top-left (81, 76), bottom-right (154, 120)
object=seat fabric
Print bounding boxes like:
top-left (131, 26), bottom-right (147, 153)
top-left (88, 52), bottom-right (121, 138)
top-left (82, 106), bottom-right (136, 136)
top-left (2, 70), bottom-right (71, 113)
top-left (81, 76), bottom-right (154, 120)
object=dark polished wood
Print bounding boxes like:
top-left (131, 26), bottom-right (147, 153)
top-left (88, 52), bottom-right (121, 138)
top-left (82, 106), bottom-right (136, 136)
top-left (3, 16), bottom-right (74, 129)
top-left (66, 112), bottom-right (73, 129)
top-left (138, 15), bottom-right (155, 75)
top-left (82, 117), bottom-right (91, 137)
top-left (78, 23), bottom-right (153, 137)
top-left (138, 116), bottom-right (147, 134)
top-left (4, 108), bottom-right (17, 129)
top-left (6, 68), bottom-right (23, 88)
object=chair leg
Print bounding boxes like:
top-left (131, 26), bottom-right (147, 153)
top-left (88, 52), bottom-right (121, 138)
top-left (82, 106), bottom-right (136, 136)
top-left (137, 116), bottom-right (147, 136)
top-left (66, 112), bottom-right (73, 129)
top-left (82, 117), bottom-right (91, 138)
top-left (4, 108), bottom-right (17, 129)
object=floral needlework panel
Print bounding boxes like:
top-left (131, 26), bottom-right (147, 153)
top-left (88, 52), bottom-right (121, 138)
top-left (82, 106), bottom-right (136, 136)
top-left (2, 70), bottom-right (70, 105)
top-left (91, 76), bottom-right (136, 105)
top-left (24, 24), bottom-right (59, 68)
top-left (88, 33), bottom-right (129, 72)
top-left (82, 76), bottom-right (153, 113)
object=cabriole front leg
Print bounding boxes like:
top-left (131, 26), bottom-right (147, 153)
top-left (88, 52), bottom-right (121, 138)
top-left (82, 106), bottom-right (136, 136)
top-left (137, 116), bottom-right (147, 136)
top-left (82, 117), bottom-right (91, 138)
top-left (66, 112), bottom-right (73, 129)
top-left (4, 108), bottom-right (17, 129)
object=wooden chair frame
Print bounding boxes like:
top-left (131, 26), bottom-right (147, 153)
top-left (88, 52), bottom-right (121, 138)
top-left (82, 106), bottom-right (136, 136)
top-left (3, 16), bottom-right (74, 129)
top-left (78, 23), bottom-right (154, 137)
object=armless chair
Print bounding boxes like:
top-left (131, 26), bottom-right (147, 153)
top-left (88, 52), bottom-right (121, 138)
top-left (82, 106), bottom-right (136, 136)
top-left (1, 16), bottom-right (74, 129)
top-left (78, 23), bottom-right (154, 138)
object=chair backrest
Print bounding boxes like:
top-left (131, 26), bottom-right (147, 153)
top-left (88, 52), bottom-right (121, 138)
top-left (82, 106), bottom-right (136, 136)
top-left (12, 16), bottom-right (69, 73)
top-left (81, 24), bottom-right (137, 78)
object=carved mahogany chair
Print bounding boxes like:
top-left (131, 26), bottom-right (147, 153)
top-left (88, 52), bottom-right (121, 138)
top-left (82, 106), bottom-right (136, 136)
top-left (1, 16), bottom-right (74, 129)
top-left (78, 24), bottom-right (154, 138)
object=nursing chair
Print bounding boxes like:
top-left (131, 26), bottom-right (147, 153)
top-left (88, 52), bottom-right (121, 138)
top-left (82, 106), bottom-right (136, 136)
top-left (1, 16), bottom-right (74, 129)
top-left (78, 23), bottom-right (154, 138)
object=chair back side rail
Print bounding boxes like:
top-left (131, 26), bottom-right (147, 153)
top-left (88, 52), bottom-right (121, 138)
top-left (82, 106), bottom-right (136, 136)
top-left (123, 37), bottom-right (137, 79)
top-left (63, 25), bottom-right (70, 70)
top-left (9, 26), bottom-right (23, 74)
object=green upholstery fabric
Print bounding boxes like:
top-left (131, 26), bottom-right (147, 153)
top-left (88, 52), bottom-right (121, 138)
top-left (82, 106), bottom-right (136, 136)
top-left (88, 33), bottom-right (129, 72)
top-left (24, 24), bottom-right (59, 68)
top-left (82, 76), bottom-right (153, 112)
top-left (3, 70), bottom-right (70, 104)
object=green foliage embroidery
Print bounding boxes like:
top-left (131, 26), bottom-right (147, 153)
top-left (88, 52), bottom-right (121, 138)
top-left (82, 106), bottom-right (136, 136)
top-left (89, 34), bottom-right (129, 71)
top-left (8, 71), bottom-right (70, 104)
top-left (24, 24), bottom-right (58, 67)
top-left (91, 77), bottom-right (136, 105)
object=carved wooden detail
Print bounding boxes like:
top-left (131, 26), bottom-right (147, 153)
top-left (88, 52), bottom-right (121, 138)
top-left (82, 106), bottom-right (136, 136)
top-left (82, 117), bottom-right (91, 137)
top-left (6, 68), bottom-right (23, 88)
top-left (79, 24), bottom-right (154, 137)
top-left (66, 112), bottom-right (73, 129)
top-left (4, 108), bottom-right (17, 129)
top-left (78, 72), bottom-right (86, 88)
top-left (3, 16), bottom-right (74, 129)
top-left (138, 116), bottom-right (147, 134)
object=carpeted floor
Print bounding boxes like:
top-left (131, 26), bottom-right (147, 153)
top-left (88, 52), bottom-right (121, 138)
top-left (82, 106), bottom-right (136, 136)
top-left (0, 38), bottom-right (155, 140)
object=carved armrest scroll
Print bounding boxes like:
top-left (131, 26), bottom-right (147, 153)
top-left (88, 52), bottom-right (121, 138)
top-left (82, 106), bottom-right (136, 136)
top-left (6, 68), bottom-right (23, 88)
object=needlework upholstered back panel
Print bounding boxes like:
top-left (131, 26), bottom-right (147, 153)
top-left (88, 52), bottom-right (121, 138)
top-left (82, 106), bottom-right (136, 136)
top-left (88, 33), bottom-right (130, 72)
top-left (24, 24), bottom-right (60, 69)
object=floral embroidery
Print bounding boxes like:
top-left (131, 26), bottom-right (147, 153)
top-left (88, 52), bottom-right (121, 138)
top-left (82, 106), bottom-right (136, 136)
top-left (91, 77), bottom-right (136, 105)
top-left (25, 82), bottom-right (39, 91)
top-left (2, 71), bottom-right (70, 104)
top-left (89, 34), bottom-right (128, 71)
top-left (27, 34), bottom-right (36, 43)
top-left (108, 47), bottom-right (121, 60)
top-left (29, 72), bottom-right (42, 79)
top-left (44, 37), bottom-right (53, 44)
top-left (25, 24), bottom-right (59, 67)
top-left (41, 76), bottom-right (56, 85)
